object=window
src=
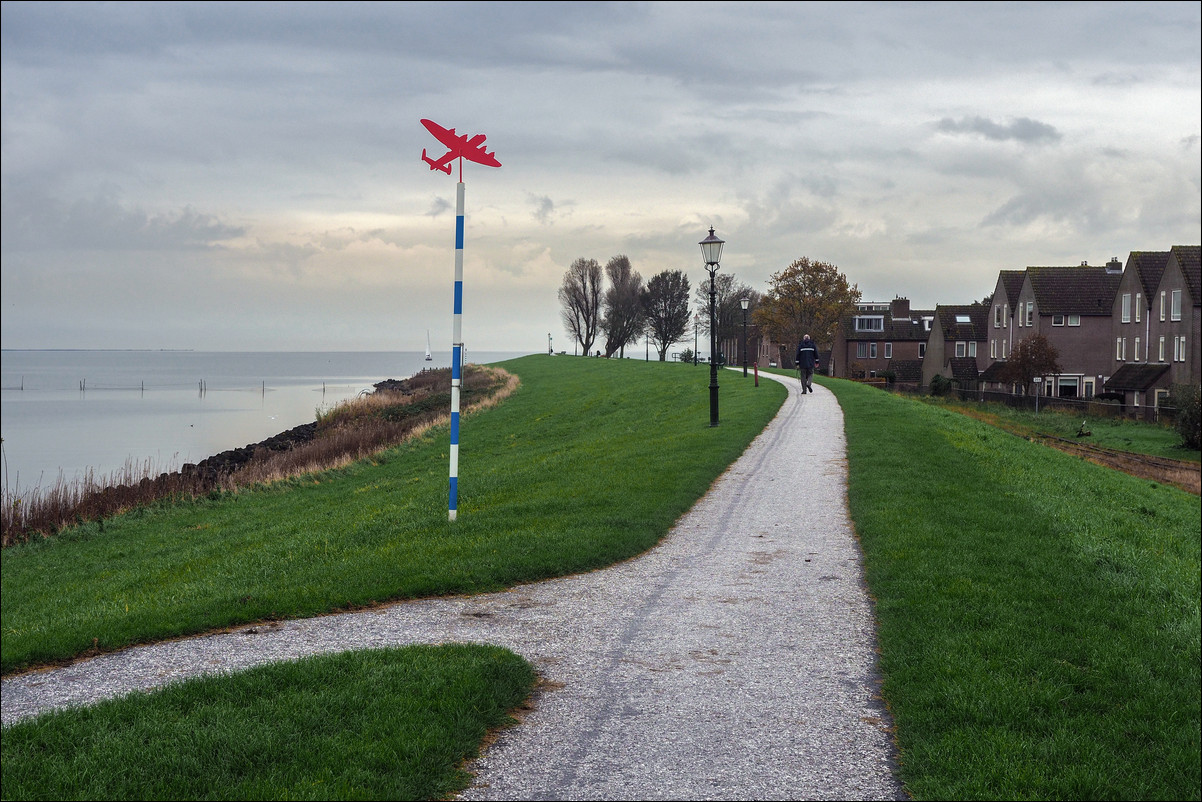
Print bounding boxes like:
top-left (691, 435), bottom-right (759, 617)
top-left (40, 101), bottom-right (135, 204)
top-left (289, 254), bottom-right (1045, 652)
top-left (918, 343), bottom-right (926, 358)
top-left (1001, 340), bottom-right (1007, 359)
top-left (1003, 303), bottom-right (1009, 327)
top-left (1155, 389), bottom-right (1170, 408)
top-left (856, 342), bottom-right (868, 359)
top-left (955, 342), bottom-right (966, 358)
top-left (1171, 290), bottom-right (1182, 321)
top-left (869, 343), bottom-right (878, 359)
top-left (855, 316), bottom-right (884, 331)
top-left (884, 342), bottom-right (892, 359)
top-left (1160, 291), bottom-right (1166, 321)
top-left (1159, 336), bottom-right (1166, 362)
top-left (1121, 338), bottom-right (1127, 361)
top-left (1121, 293), bottom-right (1131, 323)
top-left (1067, 314), bottom-right (1080, 326)
top-left (1052, 314), bottom-right (1065, 326)
top-left (969, 342), bottom-right (977, 358)
top-left (990, 340), bottom-right (997, 359)
top-left (1135, 337), bottom-right (1141, 361)
top-left (955, 314), bottom-right (971, 324)
top-left (1115, 337), bottom-right (1123, 361)
top-left (1025, 302), bottom-right (1034, 326)
top-left (1057, 377), bottom-right (1079, 398)
top-left (994, 305), bottom-right (1002, 328)
top-left (1175, 336), bottom-right (1187, 362)
top-left (1135, 293), bottom-right (1141, 322)
top-left (1084, 378), bottom-right (1095, 399)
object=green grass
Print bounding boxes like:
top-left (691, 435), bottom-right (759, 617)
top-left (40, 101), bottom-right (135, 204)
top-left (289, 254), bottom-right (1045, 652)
top-left (916, 394), bottom-right (1201, 463)
top-left (1, 356), bottom-right (786, 674)
top-left (0, 644), bottom-right (536, 801)
top-left (821, 376), bottom-right (1200, 800)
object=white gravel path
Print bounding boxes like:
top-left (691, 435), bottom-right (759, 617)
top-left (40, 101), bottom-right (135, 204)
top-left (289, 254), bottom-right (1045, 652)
top-left (2, 370), bottom-right (906, 801)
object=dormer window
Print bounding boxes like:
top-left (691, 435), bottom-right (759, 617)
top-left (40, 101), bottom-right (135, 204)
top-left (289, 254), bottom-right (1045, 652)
top-left (955, 314), bottom-right (970, 324)
top-left (855, 316), bottom-right (884, 331)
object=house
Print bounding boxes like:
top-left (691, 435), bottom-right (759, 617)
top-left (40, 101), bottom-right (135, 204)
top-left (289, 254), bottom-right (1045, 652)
top-left (986, 269), bottom-right (1026, 363)
top-left (830, 297), bottom-right (933, 382)
top-left (1106, 245), bottom-right (1201, 406)
top-left (1006, 261), bottom-right (1123, 398)
top-left (921, 305), bottom-right (989, 390)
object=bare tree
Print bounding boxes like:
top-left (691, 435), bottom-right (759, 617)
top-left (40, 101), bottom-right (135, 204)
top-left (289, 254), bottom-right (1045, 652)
top-left (642, 269), bottom-right (691, 361)
top-left (559, 257), bottom-right (603, 355)
top-left (601, 255), bottom-right (644, 358)
top-left (693, 272), bottom-right (761, 342)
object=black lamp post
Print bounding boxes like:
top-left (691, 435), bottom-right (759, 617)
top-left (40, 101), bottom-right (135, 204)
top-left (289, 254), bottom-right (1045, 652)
top-left (693, 313), bottom-right (700, 365)
top-left (699, 227), bottom-right (724, 427)
top-left (740, 296), bottom-right (750, 377)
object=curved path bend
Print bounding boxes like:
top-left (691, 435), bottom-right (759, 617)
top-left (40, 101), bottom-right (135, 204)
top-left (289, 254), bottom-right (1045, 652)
top-left (2, 371), bottom-right (906, 801)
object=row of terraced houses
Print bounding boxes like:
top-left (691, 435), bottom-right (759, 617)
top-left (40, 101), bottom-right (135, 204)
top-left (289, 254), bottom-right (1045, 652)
top-left (726, 245), bottom-right (1199, 415)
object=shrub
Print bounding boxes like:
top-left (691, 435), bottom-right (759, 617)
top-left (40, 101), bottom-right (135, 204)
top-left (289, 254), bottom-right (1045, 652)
top-left (929, 374), bottom-right (954, 397)
top-left (1168, 383), bottom-right (1201, 449)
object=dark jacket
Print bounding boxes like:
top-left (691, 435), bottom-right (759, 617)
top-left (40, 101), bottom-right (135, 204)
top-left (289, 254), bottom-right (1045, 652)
top-left (796, 338), bottom-right (818, 370)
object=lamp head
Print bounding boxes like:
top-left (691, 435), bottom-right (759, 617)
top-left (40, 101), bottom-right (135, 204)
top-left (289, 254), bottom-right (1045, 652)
top-left (699, 227), bottom-right (724, 267)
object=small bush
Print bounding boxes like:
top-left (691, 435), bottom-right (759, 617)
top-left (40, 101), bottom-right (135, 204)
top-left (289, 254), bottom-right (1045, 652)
top-left (1168, 383), bottom-right (1201, 449)
top-left (929, 374), bottom-right (954, 397)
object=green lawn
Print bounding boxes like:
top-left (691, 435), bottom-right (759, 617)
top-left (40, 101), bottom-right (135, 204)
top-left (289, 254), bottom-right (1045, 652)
top-left (4, 364), bottom-right (1199, 801)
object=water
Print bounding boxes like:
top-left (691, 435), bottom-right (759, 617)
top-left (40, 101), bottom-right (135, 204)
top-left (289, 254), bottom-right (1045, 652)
top-left (0, 350), bottom-right (528, 491)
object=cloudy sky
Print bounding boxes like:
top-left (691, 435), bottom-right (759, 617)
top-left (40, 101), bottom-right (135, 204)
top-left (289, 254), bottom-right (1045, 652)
top-left (2, 1), bottom-right (1199, 353)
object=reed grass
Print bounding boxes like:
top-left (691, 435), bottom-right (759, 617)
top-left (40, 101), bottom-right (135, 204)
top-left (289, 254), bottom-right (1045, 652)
top-left (0, 365), bottom-right (516, 547)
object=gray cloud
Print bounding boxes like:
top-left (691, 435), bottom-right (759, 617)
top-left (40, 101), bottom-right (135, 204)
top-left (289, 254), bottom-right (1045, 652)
top-left (935, 116), bottom-right (1062, 144)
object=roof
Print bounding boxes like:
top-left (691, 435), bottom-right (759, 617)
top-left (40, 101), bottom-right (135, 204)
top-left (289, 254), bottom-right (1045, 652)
top-left (1104, 363), bottom-right (1170, 391)
top-left (979, 361), bottom-right (1008, 382)
top-left (1025, 265), bottom-right (1122, 315)
top-left (997, 270), bottom-right (1026, 303)
top-left (1126, 251), bottom-right (1170, 298)
top-left (838, 309), bottom-right (935, 341)
top-left (949, 357), bottom-right (980, 383)
top-left (888, 359), bottom-right (923, 383)
top-left (933, 304), bottom-right (988, 341)
top-left (1169, 245), bottom-right (1201, 302)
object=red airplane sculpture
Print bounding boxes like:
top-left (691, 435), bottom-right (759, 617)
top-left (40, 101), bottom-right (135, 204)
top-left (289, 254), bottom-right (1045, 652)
top-left (420, 119), bottom-right (501, 179)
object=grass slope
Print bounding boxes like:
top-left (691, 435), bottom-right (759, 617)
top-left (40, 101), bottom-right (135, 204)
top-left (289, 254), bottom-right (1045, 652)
top-left (1, 356), bottom-right (786, 674)
top-left (825, 377), bottom-right (1200, 800)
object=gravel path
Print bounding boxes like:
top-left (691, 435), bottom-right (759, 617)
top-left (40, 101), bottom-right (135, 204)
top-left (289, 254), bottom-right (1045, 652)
top-left (2, 371), bottom-right (906, 801)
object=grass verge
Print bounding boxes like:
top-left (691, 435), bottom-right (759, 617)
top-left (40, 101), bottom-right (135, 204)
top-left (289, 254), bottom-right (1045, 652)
top-left (1, 356), bottom-right (786, 674)
top-left (0, 644), bottom-right (536, 801)
top-left (821, 376), bottom-right (1200, 800)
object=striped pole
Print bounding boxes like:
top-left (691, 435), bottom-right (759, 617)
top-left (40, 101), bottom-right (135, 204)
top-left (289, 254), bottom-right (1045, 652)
top-left (449, 181), bottom-right (465, 521)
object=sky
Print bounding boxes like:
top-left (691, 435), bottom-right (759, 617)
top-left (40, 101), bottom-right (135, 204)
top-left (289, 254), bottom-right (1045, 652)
top-left (2, 1), bottom-right (1199, 354)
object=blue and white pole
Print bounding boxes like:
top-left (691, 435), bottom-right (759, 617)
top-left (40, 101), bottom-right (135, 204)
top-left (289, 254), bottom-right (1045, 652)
top-left (449, 181), bottom-right (465, 521)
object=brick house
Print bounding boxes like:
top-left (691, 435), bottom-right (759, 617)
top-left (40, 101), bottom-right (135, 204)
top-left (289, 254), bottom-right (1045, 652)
top-left (920, 305), bottom-right (990, 389)
top-left (986, 269), bottom-right (1027, 363)
top-left (1004, 261), bottom-right (1123, 398)
top-left (1106, 245), bottom-right (1201, 406)
top-left (830, 297), bottom-right (933, 383)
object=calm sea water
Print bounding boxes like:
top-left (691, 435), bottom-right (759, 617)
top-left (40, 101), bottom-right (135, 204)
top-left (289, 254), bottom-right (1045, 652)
top-left (0, 350), bottom-right (527, 491)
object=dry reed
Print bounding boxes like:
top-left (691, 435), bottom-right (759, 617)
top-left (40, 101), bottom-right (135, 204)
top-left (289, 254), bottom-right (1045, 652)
top-left (1, 365), bottom-right (517, 547)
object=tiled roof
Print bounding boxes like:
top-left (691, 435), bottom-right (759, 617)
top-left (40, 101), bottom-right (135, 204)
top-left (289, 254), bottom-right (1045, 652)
top-left (839, 310), bottom-right (935, 341)
top-left (888, 359), bottom-right (923, 382)
top-left (1026, 266), bottom-right (1122, 315)
top-left (949, 357), bottom-right (980, 382)
top-left (1104, 363), bottom-right (1170, 391)
top-left (933, 305), bottom-right (988, 341)
top-left (998, 270), bottom-right (1025, 303)
top-left (1169, 245), bottom-right (1201, 302)
top-left (1126, 251), bottom-right (1170, 298)
top-left (979, 361), bottom-right (1008, 382)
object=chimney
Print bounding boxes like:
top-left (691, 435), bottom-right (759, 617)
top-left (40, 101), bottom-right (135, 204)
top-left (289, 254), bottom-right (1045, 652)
top-left (1106, 257), bottom-right (1122, 274)
top-left (891, 296), bottom-right (910, 319)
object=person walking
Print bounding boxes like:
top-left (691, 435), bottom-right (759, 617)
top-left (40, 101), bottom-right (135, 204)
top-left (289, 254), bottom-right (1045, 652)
top-left (796, 334), bottom-right (818, 393)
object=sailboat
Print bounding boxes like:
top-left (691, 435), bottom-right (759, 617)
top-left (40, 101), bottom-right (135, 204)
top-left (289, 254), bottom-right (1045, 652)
top-left (425, 330), bottom-right (433, 361)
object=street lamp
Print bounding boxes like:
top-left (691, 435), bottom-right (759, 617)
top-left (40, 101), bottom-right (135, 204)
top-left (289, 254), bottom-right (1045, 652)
top-left (699, 226), bottom-right (724, 427)
top-left (693, 313), bottom-right (700, 365)
top-left (740, 296), bottom-right (750, 377)
top-left (548, 332), bottom-right (552, 355)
